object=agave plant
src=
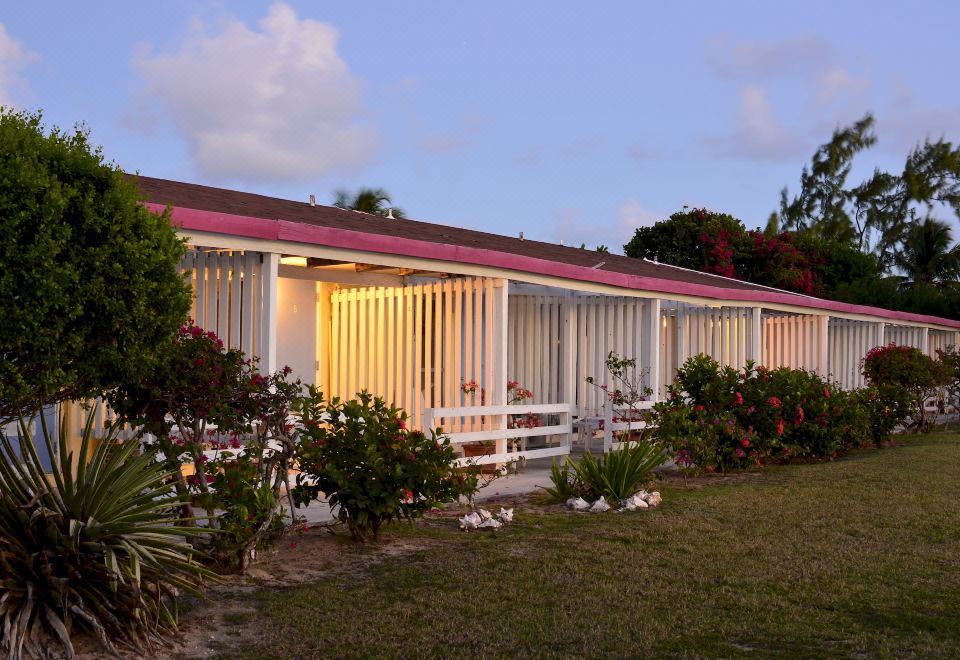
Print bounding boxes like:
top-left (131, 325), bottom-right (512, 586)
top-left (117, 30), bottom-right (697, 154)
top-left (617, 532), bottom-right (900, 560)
top-left (568, 439), bottom-right (668, 501)
top-left (0, 412), bottom-right (214, 659)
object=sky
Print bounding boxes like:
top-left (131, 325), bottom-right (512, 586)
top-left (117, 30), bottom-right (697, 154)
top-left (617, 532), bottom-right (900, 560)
top-left (2, 2), bottom-right (959, 252)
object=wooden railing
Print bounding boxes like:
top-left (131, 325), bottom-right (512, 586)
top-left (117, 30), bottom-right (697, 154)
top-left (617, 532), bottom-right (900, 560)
top-left (423, 403), bottom-right (574, 466)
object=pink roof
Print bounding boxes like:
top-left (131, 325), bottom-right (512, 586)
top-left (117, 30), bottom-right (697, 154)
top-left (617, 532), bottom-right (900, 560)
top-left (133, 176), bottom-right (960, 329)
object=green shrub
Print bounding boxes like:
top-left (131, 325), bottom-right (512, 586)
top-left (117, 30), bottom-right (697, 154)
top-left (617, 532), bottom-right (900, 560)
top-left (862, 343), bottom-right (950, 435)
top-left (545, 440), bottom-right (667, 502)
top-left (0, 414), bottom-right (212, 659)
top-left (0, 108), bottom-right (191, 423)
top-left (293, 391), bottom-right (479, 541)
top-left (651, 354), bottom-right (870, 472)
top-left (541, 460), bottom-right (579, 502)
top-left (110, 322), bottom-right (303, 570)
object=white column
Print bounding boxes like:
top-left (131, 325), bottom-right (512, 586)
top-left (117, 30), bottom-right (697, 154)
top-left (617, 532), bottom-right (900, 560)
top-left (493, 279), bottom-right (510, 455)
top-left (560, 295), bottom-right (577, 449)
top-left (316, 282), bottom-right (333, 391)
top-left (817, 315), bottom-right (829, 377)
top-left (647, 298), bottom-right (662, 401)
top-left (260, 252), bottom-right (279, 374)
top-left (920, 327), bottom-right (930, 356)
top-left (750, 307), bottom-right (762, 366)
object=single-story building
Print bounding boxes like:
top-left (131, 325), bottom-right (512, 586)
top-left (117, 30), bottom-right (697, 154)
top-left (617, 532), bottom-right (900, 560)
top-left (71, 175), bottom-right (960, 464)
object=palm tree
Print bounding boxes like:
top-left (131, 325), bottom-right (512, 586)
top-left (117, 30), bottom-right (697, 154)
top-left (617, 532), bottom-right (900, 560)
top-left (893, 217), bottom-right (960, 289)
top-left (332, 188), bottom-right (406, 218)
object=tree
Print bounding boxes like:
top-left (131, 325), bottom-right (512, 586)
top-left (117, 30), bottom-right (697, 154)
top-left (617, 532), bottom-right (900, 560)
top-left (624, 209), bottom-right (824, 295)
top-left (893, 216), bottom-right (960, 289)
top-left (776, 114), bottom-right (960, 270)
top-left (333, 187), bottom-right (406, 218)
top-left (0, 109), bottom-right (191, 422)
top-left (624, 208), bottom-right (744, 271)
top-left (777, 114), bottom-right (876, 245)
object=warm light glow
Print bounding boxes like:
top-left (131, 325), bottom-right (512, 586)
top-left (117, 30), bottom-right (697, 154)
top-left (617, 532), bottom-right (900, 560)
top-left (280, 256), bottom-right (308, 266)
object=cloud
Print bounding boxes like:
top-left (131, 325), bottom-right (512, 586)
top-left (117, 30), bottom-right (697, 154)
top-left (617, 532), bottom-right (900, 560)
top-left (705, 35), bottom-right (871, 161)
top-left (548, 200), bottom-right (661, 252)
top-left (417, 113), bottom-right (488, 154)
top-left (0, 23), bottom-right (37, 107)
top-left (707, 35), bottom-right (833, 82)
top-left (133, 3), bottom-right (379, 182)
top-left (514, 144), bottom-right (544, 166)
top-left (880, 105), bottom-right (960, 153)
top-left (625, 144), bottom-right (664, 161)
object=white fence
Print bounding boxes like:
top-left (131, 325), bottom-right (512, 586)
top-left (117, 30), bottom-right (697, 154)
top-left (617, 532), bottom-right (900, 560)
top-left (178, 249), bottom-right (272, 359)
top-left (329, 277), bottom-right (506, 431)
top-left (827, 319), bottom-right (883, 389)
top-left (762, 313), bottom-right (825, 373)
top-left (423, 403), bottom-right (574, 465)
top-left (661, 303), bottom-right (757, 392)
top-left (884, 324), bottom-right (925, 351)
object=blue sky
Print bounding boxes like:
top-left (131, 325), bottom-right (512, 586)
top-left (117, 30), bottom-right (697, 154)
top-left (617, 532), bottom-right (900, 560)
top-left (3, 2), bottom-right (959, 251)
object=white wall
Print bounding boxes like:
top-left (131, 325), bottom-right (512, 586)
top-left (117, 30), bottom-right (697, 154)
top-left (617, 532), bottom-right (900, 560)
top-left (276, 278), bottom-right (318, 385)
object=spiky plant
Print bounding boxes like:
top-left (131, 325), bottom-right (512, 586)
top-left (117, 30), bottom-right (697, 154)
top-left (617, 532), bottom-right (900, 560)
top-left (568, 439), bottom-right (668, 502)
top-left (0, 412), bottom-right (214, 659)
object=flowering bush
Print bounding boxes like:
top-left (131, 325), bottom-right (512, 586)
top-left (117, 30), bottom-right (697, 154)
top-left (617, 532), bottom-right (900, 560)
top-left (585, 351), bottom-right (653, 443)
top-left (862, 343), bottom-right (949, 435)
top-left (293, 392), bottom-right (479, 541)
top-left (651, 355), bottom-right (870, 473)
top-left (110, 321), bottom-right (304, 570)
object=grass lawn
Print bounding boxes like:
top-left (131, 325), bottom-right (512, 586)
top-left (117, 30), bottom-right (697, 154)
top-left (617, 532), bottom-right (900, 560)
top-left (203, 434), bottom-right (960, 658)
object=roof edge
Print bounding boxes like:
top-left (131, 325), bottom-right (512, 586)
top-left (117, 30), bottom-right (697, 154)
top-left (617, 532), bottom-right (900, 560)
top-left (146, 202), bottom-right (960, 330)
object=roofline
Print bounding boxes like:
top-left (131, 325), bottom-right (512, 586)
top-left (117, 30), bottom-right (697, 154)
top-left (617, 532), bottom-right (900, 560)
top-left (146, 202), bottom-right (960, 330)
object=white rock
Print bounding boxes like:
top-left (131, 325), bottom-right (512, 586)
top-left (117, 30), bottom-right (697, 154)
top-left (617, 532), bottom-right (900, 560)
top-left (589, 496), bottom-right (611, 513)
top-left (646, 491), bottom-right (662, 507)
top-left (632, 495), bottom-right (649, 509)
top-left (498, 507), bottom-right (514, 523)
top-left (477, 517), bottom-right (503, 529)
top-left (567, 497), bottom-right (591, 511)
top-left (459, 512), bottom-right (482, 529)
top-left (478, 508), bottom-right (493, 521)
top-left (620, 498), bottom-right (637, 511)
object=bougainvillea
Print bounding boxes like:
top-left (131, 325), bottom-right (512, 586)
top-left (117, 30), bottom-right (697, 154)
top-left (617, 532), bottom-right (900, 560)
top-left (650, 355), bottom-right (872, 472)
top-left (862, 343), bottom-right (950, 434)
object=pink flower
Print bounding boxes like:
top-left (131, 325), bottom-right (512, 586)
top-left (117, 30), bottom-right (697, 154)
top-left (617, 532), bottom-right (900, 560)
top-left (735, 448), bottom-right (745, 458)
top-left (397, 418), bottom-right (407, 430)
top-left (823, 387), bottom-right (830, 398)
top-left (741, 438), bottom-right (750, 448)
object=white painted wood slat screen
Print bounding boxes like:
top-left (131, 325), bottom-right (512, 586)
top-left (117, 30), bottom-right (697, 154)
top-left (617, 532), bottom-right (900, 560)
top-left (928, 329), bottom-right (959, 358)
top-left (178, 249), bottom-right (267, 360)
top-left (762, 314), bottom-right (824, 373)
top-left (885, 324), bottom-right (925, 350)
top-left (329, 277), bottom-right (501, 431)
top-left (827, 319), bottom-right (884, 390)
top-left (660, 303), bottom-right (756, 393)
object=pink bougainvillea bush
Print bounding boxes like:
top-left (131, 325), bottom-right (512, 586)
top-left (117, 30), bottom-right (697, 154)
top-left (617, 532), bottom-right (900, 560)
top-left (861, 343), bottom-right (950, 436)
top-left (650, 354), bottom-right (871, 473)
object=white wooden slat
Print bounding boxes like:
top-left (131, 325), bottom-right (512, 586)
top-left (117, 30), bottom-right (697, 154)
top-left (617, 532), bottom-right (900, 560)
top-left (413, 285), bottom-right (424, 429)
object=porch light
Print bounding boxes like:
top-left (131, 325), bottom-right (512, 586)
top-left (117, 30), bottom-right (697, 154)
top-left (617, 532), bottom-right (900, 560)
top-left (280, 256), bottom-right (308, 267)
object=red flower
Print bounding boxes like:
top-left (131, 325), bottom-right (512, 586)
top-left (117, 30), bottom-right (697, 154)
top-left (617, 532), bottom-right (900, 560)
top-left (797, 407), bottom-right (804, 422)
top-left (397, 418), bottom-right (407, 430)
top-left (741, 438), bottom-right (750, 448)
top-left (823, 387), bottom-right (830, 398)
top-left (776, 419), bottom-right (785, 436)
top-left (694, 404), bottom-right (704, 412)
top-left (733, 391), bottom-right (743, 406)
top-left (767, 396), bottom-right (782, 408)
